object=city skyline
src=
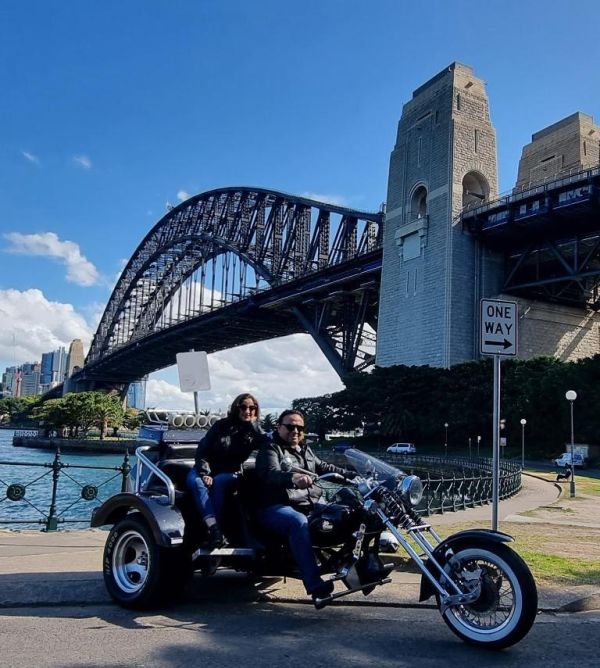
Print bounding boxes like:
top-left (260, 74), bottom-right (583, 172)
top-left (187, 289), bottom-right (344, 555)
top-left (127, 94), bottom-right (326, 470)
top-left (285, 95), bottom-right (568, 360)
top-left (1, 1), bottom-right (599, 413)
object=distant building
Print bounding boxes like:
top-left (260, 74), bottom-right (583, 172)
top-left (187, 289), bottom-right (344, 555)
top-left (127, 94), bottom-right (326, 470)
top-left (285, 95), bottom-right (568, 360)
top-left (126, 379), bottom-right (147, 410)
top-left (1, 366), bottom-right (20, 397)
top-left (66, 339), bottom-right (85, 377)
top-left (40, 347), bottom-right (67, 390)
top-left (19, 362), bottom-right (41, 396)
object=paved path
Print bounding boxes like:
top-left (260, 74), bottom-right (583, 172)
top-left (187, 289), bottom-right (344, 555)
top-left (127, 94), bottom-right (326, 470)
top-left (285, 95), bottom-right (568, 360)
top-left (0, 473), bottom-right (598, 612)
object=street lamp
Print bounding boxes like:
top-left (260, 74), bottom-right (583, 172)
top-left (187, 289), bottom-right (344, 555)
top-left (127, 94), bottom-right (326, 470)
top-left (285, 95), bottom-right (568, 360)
top-left (444, 422), bottom-right (449, 457)
top-left (468, 437), bottom-right (472, 459)
top-left (477, 435), bottom-right (481, 458)
top-left (565, 390), bottom-right (577, 498)
top-left (520, 418), bottom-right (527, 469)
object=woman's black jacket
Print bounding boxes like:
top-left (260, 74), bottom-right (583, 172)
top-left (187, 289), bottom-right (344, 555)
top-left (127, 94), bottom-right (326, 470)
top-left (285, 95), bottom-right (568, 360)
top-left (193, 418), bottom-right (268, 476)
top-left (255, 434), bottom-right (351, 511)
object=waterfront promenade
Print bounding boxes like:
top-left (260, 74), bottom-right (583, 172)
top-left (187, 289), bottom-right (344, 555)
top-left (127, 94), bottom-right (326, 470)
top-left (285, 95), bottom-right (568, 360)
top-left (1, 473), bottom-right (599, 612)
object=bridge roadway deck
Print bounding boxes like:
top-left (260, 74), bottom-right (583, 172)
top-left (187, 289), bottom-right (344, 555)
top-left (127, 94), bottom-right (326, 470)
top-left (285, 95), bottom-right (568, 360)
top-left (0, 473), bottom-right (598, 612)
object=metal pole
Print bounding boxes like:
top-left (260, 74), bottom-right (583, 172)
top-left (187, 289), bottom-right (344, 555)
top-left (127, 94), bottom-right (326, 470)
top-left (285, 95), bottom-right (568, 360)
top-left (491, 355), bottom-right (501, 531)
top-left (46, 448), bottom-right (62, 531)
top-left (570, 401), bottom-right (576, 498)
top-left (521, 423), bottom-right (525, 469)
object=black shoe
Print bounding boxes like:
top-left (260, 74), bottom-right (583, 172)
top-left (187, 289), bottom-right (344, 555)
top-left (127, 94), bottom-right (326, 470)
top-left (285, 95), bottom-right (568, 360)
top-left (311, 580), bottom-right (334, 609)
top-left (207, 525), bottom-right (224, 550)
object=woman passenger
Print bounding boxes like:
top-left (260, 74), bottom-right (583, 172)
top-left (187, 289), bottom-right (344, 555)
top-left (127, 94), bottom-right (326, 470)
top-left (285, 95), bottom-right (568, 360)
top-left (186, 393), bottom-right (267, 549)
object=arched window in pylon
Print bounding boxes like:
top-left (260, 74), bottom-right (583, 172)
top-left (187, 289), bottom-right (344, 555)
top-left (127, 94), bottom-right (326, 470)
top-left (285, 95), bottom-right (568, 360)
top-left (462, 172), bottom-right (489, 208)
top-left (410, 185), bottom-right (428, 220)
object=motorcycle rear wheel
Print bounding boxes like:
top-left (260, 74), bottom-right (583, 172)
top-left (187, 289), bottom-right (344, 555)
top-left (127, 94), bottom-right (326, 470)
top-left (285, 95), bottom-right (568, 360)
top-left (103, 512), bottom-right (191, 609)
top-left (437, 542), bottom-right (537, 649)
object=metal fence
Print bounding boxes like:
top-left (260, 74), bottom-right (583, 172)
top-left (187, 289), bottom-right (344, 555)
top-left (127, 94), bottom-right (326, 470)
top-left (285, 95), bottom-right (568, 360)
top-left (381, 452), bottom-right (522, 516)
top-left (0, 448), bottom-right (131, 531)
top-left (0, 448), bottom-right (520, 530)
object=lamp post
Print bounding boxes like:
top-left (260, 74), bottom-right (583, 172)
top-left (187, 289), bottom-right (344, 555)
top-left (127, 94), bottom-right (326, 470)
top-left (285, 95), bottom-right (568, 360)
top-left (477, 435), bottom-right (481, 458)
top-left (520, 418), bottom-right (527, 469)
top-left (444, 422), bottom-right (449, 457)
top-left (565, 390), bottom-right (577, 498)
top-left (499, 419), bottom-right (506, 458)
top-left (468, 437), bottom-right (472, 459)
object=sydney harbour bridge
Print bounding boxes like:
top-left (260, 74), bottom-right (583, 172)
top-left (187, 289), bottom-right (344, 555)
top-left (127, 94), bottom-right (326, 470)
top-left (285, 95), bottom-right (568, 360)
top-left (71, 188), bottom-right (384, 392)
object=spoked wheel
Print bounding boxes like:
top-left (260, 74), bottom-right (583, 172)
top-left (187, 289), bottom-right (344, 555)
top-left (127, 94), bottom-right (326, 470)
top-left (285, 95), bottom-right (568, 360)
top-left (438, 542), bottom-right (538, 649)
top-left (103, 512), bottom-right (191, 609)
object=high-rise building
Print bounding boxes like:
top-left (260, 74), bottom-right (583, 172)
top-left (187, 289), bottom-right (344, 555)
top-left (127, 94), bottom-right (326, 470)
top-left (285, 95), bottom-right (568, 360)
top-left (66, 339), bottom-right (85, 377)
top-left (1, 366), bottom-right (20, 397)
top-left (40, 347), bottom-right (67, 388)
top-left (126, 378), bottom-right (147, 410)
top-left (19, 363), bottom-right (41, 396)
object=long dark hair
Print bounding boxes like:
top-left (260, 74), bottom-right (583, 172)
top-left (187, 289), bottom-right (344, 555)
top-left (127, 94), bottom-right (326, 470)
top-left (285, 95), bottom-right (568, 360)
top-left (228, 393), bottom-right (260, 421)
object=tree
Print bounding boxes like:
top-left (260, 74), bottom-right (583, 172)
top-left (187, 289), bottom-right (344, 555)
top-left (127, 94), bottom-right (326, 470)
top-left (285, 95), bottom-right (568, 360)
top-left (123, 407), bottom-right (143, 432)
top-left (261, 413), bottom-right (276, 433)
top-left (93, 394), bottom-right (125, 440)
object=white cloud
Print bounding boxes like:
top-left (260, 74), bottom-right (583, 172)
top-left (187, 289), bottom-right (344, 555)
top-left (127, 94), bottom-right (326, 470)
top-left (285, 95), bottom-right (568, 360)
top-left (0, 289), bottom-right (92, 366)
top-left (72, 154), bottom-right (92, 170)
top-left (148, 334), bottom-right (344, 415)
top-left (301, 192), bottom-right (349, 207)
top-left (3, 231), bottom-right (100, 286)
top-left (177, 190), bottom-right (191, 202)
top-left (21, 151), bottom-right (40, 164)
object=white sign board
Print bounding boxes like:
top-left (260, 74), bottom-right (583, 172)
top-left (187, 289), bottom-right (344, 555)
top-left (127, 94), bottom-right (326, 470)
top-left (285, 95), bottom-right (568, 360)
top-left (480, 299), bottom-right (517, 356)
top-left (176, 351), bottom-right (211, 392)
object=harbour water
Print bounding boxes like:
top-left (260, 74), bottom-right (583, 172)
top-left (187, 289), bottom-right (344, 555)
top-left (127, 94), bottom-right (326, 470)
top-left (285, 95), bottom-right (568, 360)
top-left (0, 429), bottom-right (134, 530)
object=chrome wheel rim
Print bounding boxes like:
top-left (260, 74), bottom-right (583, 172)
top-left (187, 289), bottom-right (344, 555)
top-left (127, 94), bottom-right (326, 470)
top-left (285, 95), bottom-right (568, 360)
top-left (112, 529), bottom-right (150, 594)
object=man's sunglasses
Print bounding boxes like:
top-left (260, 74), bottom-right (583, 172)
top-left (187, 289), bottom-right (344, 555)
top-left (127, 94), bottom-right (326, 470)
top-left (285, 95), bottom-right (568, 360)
top-left (239, 404), bottom-right (258, 413)
top-left (281, 423), bottom-right (305, 433)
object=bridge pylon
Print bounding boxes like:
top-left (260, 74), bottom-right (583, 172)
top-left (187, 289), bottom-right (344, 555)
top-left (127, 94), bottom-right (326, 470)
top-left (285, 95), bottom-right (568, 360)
top-left (377, 62), bottom-right (499, 368)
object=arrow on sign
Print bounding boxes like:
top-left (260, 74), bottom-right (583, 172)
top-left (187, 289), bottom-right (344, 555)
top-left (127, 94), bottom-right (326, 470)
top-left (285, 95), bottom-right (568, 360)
top-left (484, 338), bottom-right (512, 349)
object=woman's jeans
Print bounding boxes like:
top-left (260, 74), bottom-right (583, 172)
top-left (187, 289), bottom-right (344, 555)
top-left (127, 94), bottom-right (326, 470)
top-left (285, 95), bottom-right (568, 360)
top-left (186, 469), bottom-right (238, 524)
top-left (257, 504), bottom-right (324, 594)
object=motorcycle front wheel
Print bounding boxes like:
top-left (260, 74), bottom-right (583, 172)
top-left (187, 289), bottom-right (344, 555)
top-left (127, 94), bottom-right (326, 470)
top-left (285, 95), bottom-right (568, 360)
top-left (437, 542), bottom-right (538, 649)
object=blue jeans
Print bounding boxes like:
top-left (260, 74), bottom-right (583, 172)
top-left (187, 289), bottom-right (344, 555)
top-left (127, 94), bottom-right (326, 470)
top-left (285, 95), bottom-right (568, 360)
top-left (257, 504), bottom-right (324, 594)
top-left (186, 469), bottom-right (238, 524)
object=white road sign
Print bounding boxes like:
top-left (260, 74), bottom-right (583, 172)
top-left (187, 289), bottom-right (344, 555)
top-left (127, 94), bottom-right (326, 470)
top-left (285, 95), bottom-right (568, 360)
top-left (480, 299), bottom-right (517, 356)
top-left (176, 351), bottom-right (211, 392)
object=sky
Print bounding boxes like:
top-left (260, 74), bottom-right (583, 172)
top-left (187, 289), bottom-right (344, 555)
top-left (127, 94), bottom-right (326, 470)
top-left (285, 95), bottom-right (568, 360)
top-left (1, 0), bottom-right (599, 414)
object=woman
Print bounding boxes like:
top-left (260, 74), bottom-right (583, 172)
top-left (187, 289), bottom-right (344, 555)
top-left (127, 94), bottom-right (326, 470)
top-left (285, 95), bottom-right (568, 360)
top-left (187, 393), bottom-right (267, 549)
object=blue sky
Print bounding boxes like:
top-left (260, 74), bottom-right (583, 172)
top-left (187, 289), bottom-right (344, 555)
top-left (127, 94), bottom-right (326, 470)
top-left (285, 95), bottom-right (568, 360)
top-left (1, 0), bottom-right (599, 412)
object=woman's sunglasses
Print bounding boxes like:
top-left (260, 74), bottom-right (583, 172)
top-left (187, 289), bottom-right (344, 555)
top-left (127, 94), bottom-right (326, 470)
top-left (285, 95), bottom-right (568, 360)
top-left (281, 423), bottom-right (305, 433)
top-left (239, 403), bottom-right (258, 413)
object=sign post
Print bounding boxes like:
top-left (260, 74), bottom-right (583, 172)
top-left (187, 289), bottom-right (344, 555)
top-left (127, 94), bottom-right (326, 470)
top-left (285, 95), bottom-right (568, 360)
top-left (480, 299), bottom-right (517, 531)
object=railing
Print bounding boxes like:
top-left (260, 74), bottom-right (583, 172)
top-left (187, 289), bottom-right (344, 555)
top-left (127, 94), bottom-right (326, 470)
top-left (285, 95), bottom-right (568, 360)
top-left (461, 165), bottom-right (600, 216)
top-left (0, 448), bottom-right (132, 531)
top-left (381, 453), bottom-right (521, 516)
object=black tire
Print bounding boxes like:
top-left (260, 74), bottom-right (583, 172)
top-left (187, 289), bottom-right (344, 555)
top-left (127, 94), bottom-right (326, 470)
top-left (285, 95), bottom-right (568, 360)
top-left (437, 542), bottom-right (538, 649)
top-left (103, 512), bottom-right (191, 609)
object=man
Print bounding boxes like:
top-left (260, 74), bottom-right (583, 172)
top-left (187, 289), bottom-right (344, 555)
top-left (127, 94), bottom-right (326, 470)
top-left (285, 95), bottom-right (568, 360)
top-left (255, 409), bottom-right (354, 606)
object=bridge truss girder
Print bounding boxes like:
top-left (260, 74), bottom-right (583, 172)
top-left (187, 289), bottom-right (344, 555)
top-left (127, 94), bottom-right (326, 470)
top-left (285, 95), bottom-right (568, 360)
top-left (503, 233), bottom-right (600, 309)
top-left (82, 188), bottom-right (383, 383)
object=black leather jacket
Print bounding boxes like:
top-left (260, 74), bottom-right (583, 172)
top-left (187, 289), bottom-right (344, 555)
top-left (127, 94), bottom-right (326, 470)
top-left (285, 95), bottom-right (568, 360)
top-left (255, 433), bottom-right (350, 511)
top-left (193, 418), bottom-right (268, 476)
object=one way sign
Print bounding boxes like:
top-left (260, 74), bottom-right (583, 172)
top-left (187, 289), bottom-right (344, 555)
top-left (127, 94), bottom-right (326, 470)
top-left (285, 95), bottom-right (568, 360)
top-left (480, 299), bottom-right (518, 356)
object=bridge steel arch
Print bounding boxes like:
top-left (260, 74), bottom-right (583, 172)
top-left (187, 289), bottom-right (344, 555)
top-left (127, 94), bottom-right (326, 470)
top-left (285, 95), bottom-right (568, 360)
top-left (79, 188), bottom-right (383, 388)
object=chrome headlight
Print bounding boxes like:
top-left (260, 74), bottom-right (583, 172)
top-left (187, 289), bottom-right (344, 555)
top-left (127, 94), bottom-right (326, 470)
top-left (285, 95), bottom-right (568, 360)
top-left (398, 475), bottom-right (423, 506)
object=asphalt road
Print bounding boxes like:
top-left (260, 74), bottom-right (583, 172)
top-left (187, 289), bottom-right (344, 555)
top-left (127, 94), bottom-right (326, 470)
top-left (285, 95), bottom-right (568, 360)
top-left (1, 601), bottom-right (599, 668)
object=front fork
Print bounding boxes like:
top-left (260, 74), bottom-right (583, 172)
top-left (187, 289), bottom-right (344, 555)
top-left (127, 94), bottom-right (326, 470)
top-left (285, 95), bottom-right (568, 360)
top-left (374, 506), bottom-right (483, 612)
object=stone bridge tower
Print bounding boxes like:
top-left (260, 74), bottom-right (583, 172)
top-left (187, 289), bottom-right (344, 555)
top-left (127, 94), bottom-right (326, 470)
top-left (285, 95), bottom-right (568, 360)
top-left (377, 62), bottom-right (500, 368)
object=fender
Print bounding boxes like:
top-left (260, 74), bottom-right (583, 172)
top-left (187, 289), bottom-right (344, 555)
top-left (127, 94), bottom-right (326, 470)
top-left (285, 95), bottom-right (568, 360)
top-left (419, 529), bottom-right (513, 602)
top-left (91, 493), bottom-right (186, 548)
